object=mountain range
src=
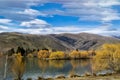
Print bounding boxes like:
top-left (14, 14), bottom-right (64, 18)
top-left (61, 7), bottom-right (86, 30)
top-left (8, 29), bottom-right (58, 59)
top-left (0, 32), bottom-right (120, 52)
top-left (112, 35), bottom-right (120, 39)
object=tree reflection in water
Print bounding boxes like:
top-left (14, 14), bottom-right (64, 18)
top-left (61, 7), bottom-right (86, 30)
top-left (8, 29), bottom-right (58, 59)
top-left (12, 54), bottom-right (25, 80)
top-left (49, 60), bottom-right (65, 68)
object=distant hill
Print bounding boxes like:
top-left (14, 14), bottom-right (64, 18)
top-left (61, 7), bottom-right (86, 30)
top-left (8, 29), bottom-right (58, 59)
top-left (112, 35), bottom-right (120, 39)
top-left (0, 32), bottom-right (120, 52)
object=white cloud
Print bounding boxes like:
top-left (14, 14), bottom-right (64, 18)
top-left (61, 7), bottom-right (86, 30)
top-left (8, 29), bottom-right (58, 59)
top-left (43, 0), bottom-right (120, 22)
top-left (52, 26), bottom-right (86, 34)
top-left (0, 25), bottom-right (9, 30)
top-left (0, 0), bottom-right (120, 36)
top-left (0, 24), bottom-right (119, 36)
top-left (15, 28), bottom-right (53, 34)
top-left (18, 9), bottom-right (47, 16)
top-left (0, 0), bottom-right (47, 21)
top-left (20, 19), bottom-right (51, 28)
top-left (0, 19), bottom-right (12, 24)
top-left (0, 0), bottom-right (120, 23)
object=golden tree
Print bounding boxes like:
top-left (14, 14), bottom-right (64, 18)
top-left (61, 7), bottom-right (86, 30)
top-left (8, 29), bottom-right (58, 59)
top-left (37, 50), bottom-right (50, 59)
top-left (69, 50), bottom-right (80, 59)
top-left (49, 51), bottom-right (65, 59)
top-left (80, 51), bottom-right (89, 58)
top-left (93, 44), bottom-right (120, 73)
top-left (12, 53), bottom-right (25, 80)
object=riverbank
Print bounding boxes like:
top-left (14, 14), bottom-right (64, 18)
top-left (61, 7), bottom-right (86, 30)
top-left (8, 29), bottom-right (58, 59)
top-left (55, 74), bottom-right (120, 80)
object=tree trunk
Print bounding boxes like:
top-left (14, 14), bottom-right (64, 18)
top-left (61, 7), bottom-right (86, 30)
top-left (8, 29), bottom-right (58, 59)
top-left (3, 55), bottom-right (8, 79)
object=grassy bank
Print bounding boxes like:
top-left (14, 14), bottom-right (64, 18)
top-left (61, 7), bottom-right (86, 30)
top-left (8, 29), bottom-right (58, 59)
top-left (25, 73), bottom-right (120, 80)
top-left (55, 74), bottom-right (120, 80)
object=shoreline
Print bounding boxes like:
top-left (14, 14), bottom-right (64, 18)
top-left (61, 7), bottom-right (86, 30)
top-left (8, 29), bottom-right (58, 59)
top-left (26, 73), bottom-right (120, 80)
top-left (55, 75), bottom-right (120, 80)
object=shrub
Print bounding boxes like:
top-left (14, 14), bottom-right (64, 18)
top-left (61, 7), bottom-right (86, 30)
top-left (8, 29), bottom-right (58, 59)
top-left (37, 50), bottom-right (50, 59)
top-left (69, 50), bottom-right (80, 59)
top-left (27, 53), bottom-right (33, 58)
top-left (80, 51), bottom-right (89, 58)
top-left (69, 50), bottom-right (89, 59)
top-left (49, 51), bottom-right (65, 59)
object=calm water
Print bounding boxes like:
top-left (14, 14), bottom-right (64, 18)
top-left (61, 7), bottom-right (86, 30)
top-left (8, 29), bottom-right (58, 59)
top-left (0, 57), bottom-right (92, 80)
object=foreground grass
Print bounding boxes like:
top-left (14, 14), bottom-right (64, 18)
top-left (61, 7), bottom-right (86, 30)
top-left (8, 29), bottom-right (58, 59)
top-left (55, 74), bottom-right (120, 80)
top-left (29, 74), bottom-right (120, 80)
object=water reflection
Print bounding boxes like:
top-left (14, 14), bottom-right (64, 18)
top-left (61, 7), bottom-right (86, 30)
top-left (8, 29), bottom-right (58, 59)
top-left (38, 60), bottom-right (49, 69)
top-left (11, 56), bottom-right (26, 80)
top-left (0, 57), bottom-right (92, 79)
top-left (49, 60), bottom-right (65, 68)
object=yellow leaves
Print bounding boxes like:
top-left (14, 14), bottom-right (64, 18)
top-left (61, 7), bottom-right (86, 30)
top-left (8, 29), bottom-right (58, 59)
top-left (69, 50), bottom-right (89, 59)
top-left (80, 51), bottom-right (89, 58)
top-left (69, 50), bottom-right (80, 59)
top-left (49, 60), bottom-right (65, 68)
top-left (27, 53), bottom-right (33, 58)
top-left (93, 43), bottom-right (120, 73)
top-left (96, 43), bottom-right (120, 58)
top-left (12, 53), bottom-right (25, 79)
top-left (38, 60), bottom-right (49, 69)
top-left (49, 51), bottom-right (65, 59)
top-left (37, 50), bottom-right (50, 59)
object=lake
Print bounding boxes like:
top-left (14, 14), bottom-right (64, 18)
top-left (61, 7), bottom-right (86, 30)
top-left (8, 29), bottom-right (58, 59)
top-left (0, 57), bottom-right (92, 80)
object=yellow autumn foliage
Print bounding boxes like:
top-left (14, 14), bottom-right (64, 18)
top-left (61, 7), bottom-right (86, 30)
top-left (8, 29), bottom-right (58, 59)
top-left (49, 51), bottom-right (65, 59)
top-left (69, 50), bottom-right (80, 59)
top-left (80, 51), bottom-right (89, 58)
top-left (12, 53), bottom-right (25, 80)
top-left (38, 60), bottom-right (49, 69)
top-left (93, 43), bottom-right (120, 73)
top-left (37, 50), bottom-right (50, 59)
top-left (69, 50), bottom-right (90, 59)
top-left (27, 53), bottom-right (33, 58)
top-left (49, 60), bottom-right (65, 68)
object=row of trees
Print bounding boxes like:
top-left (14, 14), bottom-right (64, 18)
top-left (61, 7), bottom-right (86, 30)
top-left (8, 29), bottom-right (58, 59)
top-left (6, 46), bottom-right (96, 59)
top-left (6, 47), bottom-right (96, 59)
top-left (7, 46), bottom-right (38, 56)
top-left (37, 49), bottom-right (95, 60)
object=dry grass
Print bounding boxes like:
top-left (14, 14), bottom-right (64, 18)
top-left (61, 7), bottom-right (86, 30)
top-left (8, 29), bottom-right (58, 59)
top-left (55, 74), bottom-right (120, 80)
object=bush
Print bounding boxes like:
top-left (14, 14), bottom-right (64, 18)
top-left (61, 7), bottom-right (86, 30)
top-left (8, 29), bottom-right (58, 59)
top-left (49, 51), bottom-right (65, 59)
top-left (69, 50), bottom-right (89, 59)
top-left (80, 51), bottom-right (89, 58)
top-left (27, 53), bottom-right (33, 58)
top-left (69, 50), bottom-right (80, 59)
top-left (37, 50), bottom-right (50, 59)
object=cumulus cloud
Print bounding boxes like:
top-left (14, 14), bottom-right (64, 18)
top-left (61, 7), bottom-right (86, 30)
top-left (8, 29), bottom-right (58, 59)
top-left (0, 25), bottom-right (9, 30)
top-left (0, 0), bottom-right (120, 22)
top-left (20, 19), bottom-right (51, 29)
top-left (0, 19), bottom-right (12, 24)
top-left (0, 0), bottom-right (46, 21)
top-left (0, 0), bottom-right (120, 36)
top-left (60, 0), bottom-right (120, 22)
top-left (52, 25), bottom-right (119, 35)
top-left (17, 9), bottom-right (47, 16)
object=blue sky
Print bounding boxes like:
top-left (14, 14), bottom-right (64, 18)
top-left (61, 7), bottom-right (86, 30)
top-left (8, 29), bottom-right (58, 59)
top-left (0, 0), bottom-right (120, 35)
